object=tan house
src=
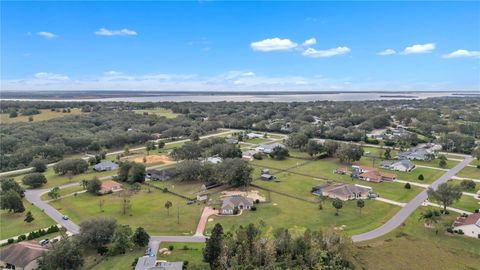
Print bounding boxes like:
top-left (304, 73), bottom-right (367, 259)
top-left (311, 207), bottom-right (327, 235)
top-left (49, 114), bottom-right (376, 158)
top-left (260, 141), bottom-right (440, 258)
top-left (452, 213), bottom-right (480, 239)
top-left (99, 180), bottom-right (123, 194)
top-left (0, 241), bottom-right (48, 270)
top-left (312, 183), bottom-right (371, 201)
top-left (352, 166), bottom-right (396, 183)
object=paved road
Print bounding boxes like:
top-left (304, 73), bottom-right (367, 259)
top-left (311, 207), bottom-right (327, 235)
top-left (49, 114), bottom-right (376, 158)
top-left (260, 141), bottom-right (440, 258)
top-left (352, 155), bottom-right (473, 242)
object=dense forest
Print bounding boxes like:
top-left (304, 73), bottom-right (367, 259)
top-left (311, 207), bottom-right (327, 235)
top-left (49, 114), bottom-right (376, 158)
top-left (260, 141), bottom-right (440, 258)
top-left (1, 97), bottom-right (479, 172)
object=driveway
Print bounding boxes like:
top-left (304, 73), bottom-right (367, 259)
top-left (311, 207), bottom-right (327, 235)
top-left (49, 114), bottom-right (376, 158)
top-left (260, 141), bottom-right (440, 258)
top-left (195, 207), bottom-right (218, 236)
top-left (352, 155), bottom-right (473, 242)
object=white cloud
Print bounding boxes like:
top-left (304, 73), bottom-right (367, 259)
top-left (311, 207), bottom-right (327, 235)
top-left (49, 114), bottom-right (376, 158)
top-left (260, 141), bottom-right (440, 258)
top-left (442, 49), bottom-right (480, 58)
top-left (250, 38), bottom-right (298, 52)
top-left (34, 72), bottom-right (69, 81)
top-left (95, 28), bottom-right (137, 36)
top-left (302, 38), bottom-right (317, 46)
top-left (302, 47), bottom-right (351, 58)
top-left (402, 43), bottom-right (435, 54)
top-left (378, 49), bottom-right (396, 56)
top-left (37, 31), bottom-right (57, 39)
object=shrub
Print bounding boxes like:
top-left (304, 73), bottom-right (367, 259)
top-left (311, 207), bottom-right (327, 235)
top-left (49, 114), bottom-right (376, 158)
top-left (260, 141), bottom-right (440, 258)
top-left (255, 199), bottom-right (260, 204)
top-left (97, 246), bottom-right (109, 255)
top-left (251, 206), bottom-right (257, 211)
top-left (446, 227), bottom-right (454, 233)
top-left (457, 229), bottom-right (464, 235)
top-left (162, 188), bottom-right (168, 193)
top-left (16, 235), bottom-right (26, 242)
top-left (22, 173), bottom-right (48, 188)
top-left (404, 183), bottom-right (411, 189)
top-left (7, 239), bottom-right (14, 244)
top-left (168, 245), bottom-right (174, 251)
top-left (418, 174), bottom-right (424, 181)
top-left (253, 153), bottom-right (263, 160)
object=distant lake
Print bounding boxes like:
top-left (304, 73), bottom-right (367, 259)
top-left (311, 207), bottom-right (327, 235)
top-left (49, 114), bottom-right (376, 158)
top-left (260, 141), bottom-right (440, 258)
top-left (1, 91), bottom-right (474, 102)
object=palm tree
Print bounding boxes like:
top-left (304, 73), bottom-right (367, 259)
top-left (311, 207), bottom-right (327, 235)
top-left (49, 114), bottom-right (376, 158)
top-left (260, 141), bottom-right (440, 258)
top-left (419, 209), bottom-right (441, 234)
top-left (165, 201), bottom-right (173, 216)
top-left (356, 199), bottom-right (365, 215)
top-left (332, 198), bottom-right (343, 216)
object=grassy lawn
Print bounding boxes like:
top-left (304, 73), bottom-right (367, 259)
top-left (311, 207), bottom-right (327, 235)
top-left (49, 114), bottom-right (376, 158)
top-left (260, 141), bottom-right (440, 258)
top-left (133, 108), bottom-right (179, 119)
top-left (0, 108), bottom-right (84, 124)
top-left (363, 146), bottom-right (398, 158)
top-left (288, 150), bottom-right (312, 159)
top-left (148, 181), bottom-right (203, 199)
top-left (413, 158), bottom-right (460, 169)
top-left (243, 137), bottom-right (270, 144)
top-left (451, 195), bottom-right (480, 212)
top-left (206, 192), bottom-right (400, 236)
top-left (13, 167), bottom-right (118, 189)
top-left (448, 179), bottom-right (480, 193)
top-left (50, 187), bottom-right (204, 236)
top-left (158, 242), bottom-right (208, 268)
top-left (383, 167), bottom-right (444, 184)
top-left (40, 185), bottom-right (85, 201)
top-left (0, 199), bottom-right (55, 239)
top-left (253, 172), bottom-right (324, 200)
top-left (84, 248), bottom-right (144, 270)
top-left (456, 166), bottom-right (480, 179)
top-left (251, 157), bottom-right (308, 171)
top-left (355, 207), bottom-right (480, 270)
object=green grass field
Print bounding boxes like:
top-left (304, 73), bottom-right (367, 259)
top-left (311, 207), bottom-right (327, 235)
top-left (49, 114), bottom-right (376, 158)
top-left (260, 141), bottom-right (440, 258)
top-left (205, 192), bottom-right (399, 236)
top-left (133, 108), bottom-right (179, 119)
top-left (84, 248), bottom-right (144, 270)
top-left (413, 158), bottom-right (460, 169)
top-left (0, 108), bottom-right (84, 124)
top-left (456, 166), bottom-right (480, 179)
top-left (40, 185), bottom-right (85, 201)
top-left (355, 207), bottom-right (480, 270)
top-left (0, 199), bottom-right (55, 239)
top-left (50, 187), bottom-right (204, 235)
top-left (451, 195), bottom-right (480, 212)
top-left (158, 242), bottom-right (208, 268)
top-left (251, 157), bottom-right (308, 171)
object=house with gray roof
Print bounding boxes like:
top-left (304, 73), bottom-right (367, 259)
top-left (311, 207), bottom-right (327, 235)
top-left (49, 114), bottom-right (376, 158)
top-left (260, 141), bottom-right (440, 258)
top-left (0, 241), bottom-right (48, 270)
top-left (146, 169), bottom-right (177, 181)
top-left (312, 183), bottom-right (371, 201)
top-left (381, 159), bottom-right (416, 172)
top-left (221, 195), bottom-right (254, 215)
top-left (93, 161), bottom-right (119, 171)
top-left (135, 256), bottom-right (184, 270)
top-left (256, 143), bottom-right (286, 154)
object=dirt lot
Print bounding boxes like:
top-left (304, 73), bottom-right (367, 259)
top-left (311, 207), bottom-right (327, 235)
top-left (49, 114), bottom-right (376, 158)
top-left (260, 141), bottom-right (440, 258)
top-left (130, 154), bottom-right (175, 164)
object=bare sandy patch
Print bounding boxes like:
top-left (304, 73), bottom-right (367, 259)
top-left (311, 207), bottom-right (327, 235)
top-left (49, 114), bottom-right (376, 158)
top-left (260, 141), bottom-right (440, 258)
top-left (131, 154), bottom-right (174, 164)
top-left (220, 190), bottom-right (266, 202)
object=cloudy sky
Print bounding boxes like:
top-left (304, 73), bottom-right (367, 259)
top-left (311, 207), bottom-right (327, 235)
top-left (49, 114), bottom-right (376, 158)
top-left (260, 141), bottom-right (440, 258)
top-left (1, 1), bottom-right (479, 92)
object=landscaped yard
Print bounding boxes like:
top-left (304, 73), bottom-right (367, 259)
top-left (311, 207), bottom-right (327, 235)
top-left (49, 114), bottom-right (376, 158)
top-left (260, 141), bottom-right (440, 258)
top-left (456, 166), bottom-right (480, 179)
top-left (50, 187), bottom-right (204, 235)
top-left (158, 242), bottom-right (208, 268)
top-left (355, 207), bottom-right (480, 270)
top-left (132, 108), bottom-right (179, 119)
top-left (0, 199), bottom-right (55, 239)
top-left (0, 108), bottom-right (84, 124)
top-left (205, 192), bottom-right (400, 236)
top-left (451, 195), bottom-right (480, 212)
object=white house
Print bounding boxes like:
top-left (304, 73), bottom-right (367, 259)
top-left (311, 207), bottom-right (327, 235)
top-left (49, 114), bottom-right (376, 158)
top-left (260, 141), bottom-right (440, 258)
top-left (246, 133), bottom-right (263, 139)
top-left (380, 159), bottom-right (416, 172)
top-left (206, 156), bottom-right (223, 164)
top-left (256, 143), bottom-right (286, 154)
top-left (452, 213), bottom-right (480, 239)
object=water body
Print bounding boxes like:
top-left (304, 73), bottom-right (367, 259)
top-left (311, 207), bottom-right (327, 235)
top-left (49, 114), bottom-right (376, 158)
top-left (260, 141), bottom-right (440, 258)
top-left (1, 91), bottom-right (474, 102)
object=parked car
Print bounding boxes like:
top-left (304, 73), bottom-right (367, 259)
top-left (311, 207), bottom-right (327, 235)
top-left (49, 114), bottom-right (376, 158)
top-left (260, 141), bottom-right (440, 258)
top-left (38, 239), bottom-right (49, 246)
top-left (145, 247), bottom-right (152, 256)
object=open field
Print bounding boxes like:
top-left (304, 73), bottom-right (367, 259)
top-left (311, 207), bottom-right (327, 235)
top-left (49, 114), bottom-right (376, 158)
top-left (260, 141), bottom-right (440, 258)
top-left (84, 248), bottom-right (144, 270)
top-left (132, 108), bottom-right (179, 119)
top-left (205, 192), bottom-right (400, 236)
top-left (243, 137), bottom-right (270, 144)
top-left (50, 187), bottom-right (204, 235)
top-left (13, 167), bottom-right (118, 189)
top-left (0, 199), bottom-right (55, 239)
top-left (355, 207), bottom-right (480, 270)
top-left (158, 242), bottom-right (208, 268)
top-left (456, 166), bottom-right (480, 179)
top-left (413, 158), bottom-right (460, 170)
top-left (451, 195), bottom-right (480, 212)
top-left (0, 108), bottom-right (84, 124)
top-left (40, 185), bottom-right (85, 201)
top-left (251, 157), bottom-right (308, 171)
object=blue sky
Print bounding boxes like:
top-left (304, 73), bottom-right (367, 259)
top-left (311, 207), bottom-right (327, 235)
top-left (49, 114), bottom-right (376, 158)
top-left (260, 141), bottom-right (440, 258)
top-left (1, 1), bottom-right (479, 91)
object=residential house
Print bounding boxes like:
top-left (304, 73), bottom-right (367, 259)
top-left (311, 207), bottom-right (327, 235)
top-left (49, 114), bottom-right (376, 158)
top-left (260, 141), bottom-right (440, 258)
top-left (352, 166), bottom-right (396, 183)
top-left (205, 156), bottom-right (223, 164)
top-left (245, 133), bottom-right (263, 139)
top-left (93, 161), bottom-right (119, 171)
top-left (256, 143), bottom-right (286, 154)
top-left (225, 138), bottom-right (239, 144)
top-left (135, 256), bottom-right (184, 270)
top-left (261, 174), bottom-right (275, 181)
top-left (397, 149), bottom-right (431, 161)
top-left (452, 213), bottom-right (480, 239)
top-left (146, 169), bottom-right (177, 181)
top-left (312, 183), bottom-right (371, 201)
top-left (221, 195), bottom-right (254, 215)
top-left (0, 241), bottom-right (48, 270)
top-left (242, 150), bottom-right (257, 161)
top-left (99, 180), bottom-right (123, 195)
top-left (380, 159), bottom-right (416, 172)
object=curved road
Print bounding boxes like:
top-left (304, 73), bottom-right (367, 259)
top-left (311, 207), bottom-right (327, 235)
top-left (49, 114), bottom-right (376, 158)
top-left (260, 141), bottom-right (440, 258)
top-left (352, 155), bottom-right (473, 242)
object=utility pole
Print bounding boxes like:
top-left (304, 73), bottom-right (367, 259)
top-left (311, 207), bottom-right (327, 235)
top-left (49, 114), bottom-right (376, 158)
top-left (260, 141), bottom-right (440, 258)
top-left (177, 205), bottom-right (180, 225)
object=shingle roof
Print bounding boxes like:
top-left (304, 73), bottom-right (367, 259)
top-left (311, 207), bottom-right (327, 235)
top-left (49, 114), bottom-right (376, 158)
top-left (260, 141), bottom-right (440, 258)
top-left (221, 195), bottom-right (253, 210)
top-left (453, 213), bottom-right (480, 228)
top-left (0, 241), bottom-right (48, 268)
top-left (322, 184), bottom-right (371, 198)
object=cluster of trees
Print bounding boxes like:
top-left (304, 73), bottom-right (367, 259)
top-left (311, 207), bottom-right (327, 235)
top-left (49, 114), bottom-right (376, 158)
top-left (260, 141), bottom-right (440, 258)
top-left (53, 159), bottom-right (89, 175)
top-left (117, 162), bottom-right (146, 183)
top-left (174, 158), bottom-right (253, 187)
top-left (0, 178), bottom-right (25, 213)
top-left (427, 183), bottom-right (462, 214)
top-left (39, 218), bottom-right (151, 270)
top-left (204, 223), bottom-right (354, 269)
